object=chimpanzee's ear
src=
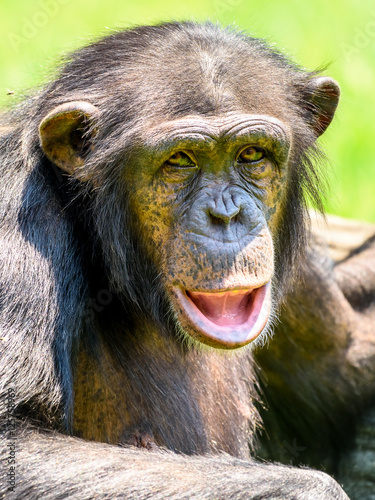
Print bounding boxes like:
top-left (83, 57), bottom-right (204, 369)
top-left (303, 77), bottom-right (340, 137)
top-left (39, 101), bottom-right (99, 175)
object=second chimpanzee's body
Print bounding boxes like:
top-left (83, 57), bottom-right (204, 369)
top-left (1, 21), bottom-right (375, 499)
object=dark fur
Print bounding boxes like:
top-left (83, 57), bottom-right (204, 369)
top-left (255, 237), bottom-right (375, 499)
top-left (0, 21), bottom-right (360, 498)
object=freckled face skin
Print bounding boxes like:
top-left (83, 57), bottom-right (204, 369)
top-left (127, 113), bottom-right (291, 348)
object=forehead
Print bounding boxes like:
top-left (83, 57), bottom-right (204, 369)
top-left (143, 114), bottom-right (291, 146)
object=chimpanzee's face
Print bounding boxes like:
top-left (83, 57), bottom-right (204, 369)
top-left (125, 113), bottom-right (291, 348)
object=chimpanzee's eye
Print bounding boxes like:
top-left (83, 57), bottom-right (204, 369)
top-left (237, 146), bottom-right (265, 164)
top-left (165, 151), bottom-right (196, 168)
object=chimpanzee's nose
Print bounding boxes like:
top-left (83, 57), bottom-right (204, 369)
top-left (208, 189), bottom-right (241, 226)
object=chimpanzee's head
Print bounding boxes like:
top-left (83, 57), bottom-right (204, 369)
top-left (38, 22), bottom-right (339, 349)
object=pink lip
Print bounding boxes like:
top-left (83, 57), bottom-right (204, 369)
top-left (174, 283), bottom-right (271, 348)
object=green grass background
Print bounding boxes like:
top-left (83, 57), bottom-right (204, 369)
top-left (1, 0), bottom-right (375, 221)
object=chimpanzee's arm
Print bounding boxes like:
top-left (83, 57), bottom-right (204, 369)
top-left (0, 427), bottom-right (348, 499)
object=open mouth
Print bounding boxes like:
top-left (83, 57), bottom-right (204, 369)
top-left (174, 284), bottom-right (271, 348)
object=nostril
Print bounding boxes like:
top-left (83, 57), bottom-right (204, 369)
top-left (232, 211), bottom-right (241, 224)
top-left (209, 213), bottom-right (226, 226)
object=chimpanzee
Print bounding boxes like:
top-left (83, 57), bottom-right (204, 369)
top-left (1, 21), bottom-right (374, 499)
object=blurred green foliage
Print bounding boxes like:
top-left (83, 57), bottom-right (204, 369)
top-left (1, 0), bottom-right (375, 221)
